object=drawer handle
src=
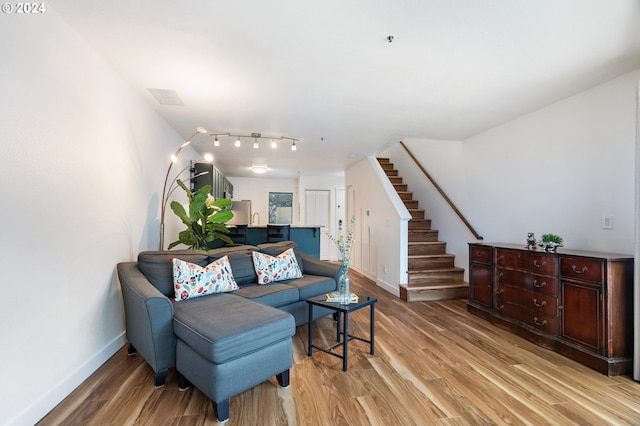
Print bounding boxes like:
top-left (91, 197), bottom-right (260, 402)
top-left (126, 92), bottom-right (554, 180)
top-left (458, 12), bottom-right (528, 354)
top-left (533, 280), bottom-right (547, 288)
top-left (571, 265), bottom-right (588, 274)
top-left (533, 317), bottom-right (547, 327)
top-left (533, 298), bottom-right (546, 307)
top-left (533, 260), bottom-right (547, 268)
top-left (496, 255), bottom-right (504, 262)
top-left (496, 289), bottom-right (504, 295)
top-left (496, 304), bottom-right (504, 311)
top-left (475, 251), bottom-right (485, 257)
top-left (497, 272), bottom-right (504, 278)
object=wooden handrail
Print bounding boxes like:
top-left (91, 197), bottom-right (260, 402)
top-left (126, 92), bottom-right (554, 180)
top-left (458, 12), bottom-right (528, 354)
top-left (399, 141), bottom-right (483, 240)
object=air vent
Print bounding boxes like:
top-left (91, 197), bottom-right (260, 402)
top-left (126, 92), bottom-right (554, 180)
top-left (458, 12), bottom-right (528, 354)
top-left (147, 88), bottom-right (185, 106)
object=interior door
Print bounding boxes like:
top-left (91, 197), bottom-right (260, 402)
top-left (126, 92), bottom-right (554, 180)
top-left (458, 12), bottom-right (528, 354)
top-left (305, 190), bottom-right (330, 259)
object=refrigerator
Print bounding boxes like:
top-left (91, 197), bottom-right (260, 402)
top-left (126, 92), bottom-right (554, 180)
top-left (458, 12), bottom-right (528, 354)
top-left (228, 200), bottom-right (251, 225)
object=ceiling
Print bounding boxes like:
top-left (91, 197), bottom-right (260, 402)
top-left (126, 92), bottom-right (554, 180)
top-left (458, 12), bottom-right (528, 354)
top-left (50, 0), bottom-right (640, 178)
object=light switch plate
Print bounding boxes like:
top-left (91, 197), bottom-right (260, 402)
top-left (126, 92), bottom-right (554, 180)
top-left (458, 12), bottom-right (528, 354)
top-left (602, 215), bottom-right (613, 229)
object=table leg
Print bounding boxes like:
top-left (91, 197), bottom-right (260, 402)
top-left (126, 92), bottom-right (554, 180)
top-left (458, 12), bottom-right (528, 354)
top-left (336, 311), bottom-right (341, 342)
top-left (370, 303), bottom-right (375, 355)
top-left (308, 303), bottom-right (313, 356)
top-left (343, 312), bottom-right (349, 371)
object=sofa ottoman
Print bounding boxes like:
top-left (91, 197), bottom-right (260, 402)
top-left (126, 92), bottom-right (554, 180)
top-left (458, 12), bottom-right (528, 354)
top-left (173, 293), bottom-right (295, 422)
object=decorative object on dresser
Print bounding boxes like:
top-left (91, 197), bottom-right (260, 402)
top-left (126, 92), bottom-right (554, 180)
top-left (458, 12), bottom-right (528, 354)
top-left (468, 243), bottom-right (633, 376)
top-left (539, 233), bottom-right (564, 252)
top-left (525, 232), bottom-right (536, 249)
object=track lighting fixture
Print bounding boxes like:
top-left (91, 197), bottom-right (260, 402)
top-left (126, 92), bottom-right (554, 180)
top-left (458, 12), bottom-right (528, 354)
top-left (209, 132), bottom-right (299, 151)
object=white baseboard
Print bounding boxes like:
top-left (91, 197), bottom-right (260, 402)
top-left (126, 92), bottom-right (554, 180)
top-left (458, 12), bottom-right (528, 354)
top-left (350, 266), bottom-right (400, 298)
top-left (376, 279), bottom-right (401, 298)
top-left (7, 332), bottom-right (126, 426)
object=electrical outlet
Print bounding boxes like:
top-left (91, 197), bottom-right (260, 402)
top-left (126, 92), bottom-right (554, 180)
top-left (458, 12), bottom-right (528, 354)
top-left (602, 215), bottom-right (613, 230)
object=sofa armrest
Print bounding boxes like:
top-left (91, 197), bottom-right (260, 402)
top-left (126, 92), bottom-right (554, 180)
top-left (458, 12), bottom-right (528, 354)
top-left (117, 262), bottom-right (176, 376)
top-left (296, 251), bottom-right (342, 282)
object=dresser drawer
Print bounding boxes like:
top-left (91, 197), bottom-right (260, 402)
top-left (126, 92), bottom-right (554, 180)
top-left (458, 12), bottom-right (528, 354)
top-left (523, 312), bottom-right (559, 335)
top-left (496, 303), bottom-right (559, 335)
top-left (495, 267), bottom-right (523, 288)
top-left (521, 252), bottom-right (558, 275)
top-left (496, 268), bottom-right (559, 295)
top-left (525, 274), bottom-right (559, 296)
top-left (470, 245), bottom-right (492, 263)
top-left (495, 248), bottom-right (522, 268)
top-left (560, 256), bottom-right (603, 284)
top-left (496, 285), bottom-right (558, 317)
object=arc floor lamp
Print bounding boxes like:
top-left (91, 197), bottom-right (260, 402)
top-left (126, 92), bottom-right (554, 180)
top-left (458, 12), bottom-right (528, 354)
top-left (159, 127), bottom-right (209, 250)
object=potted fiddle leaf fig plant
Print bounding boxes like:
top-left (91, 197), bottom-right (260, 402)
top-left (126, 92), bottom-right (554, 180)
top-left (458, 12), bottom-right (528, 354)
top-left (168, 179), bottom-right (234, 250)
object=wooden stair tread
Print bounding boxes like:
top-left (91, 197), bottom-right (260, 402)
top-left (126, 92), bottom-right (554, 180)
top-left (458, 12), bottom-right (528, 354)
top-left (405, 282), bottom-right (468, 290)
top-left (407, 266), bottom-right (465, 272)
top-left (400, 282), bottom-right (469, 301)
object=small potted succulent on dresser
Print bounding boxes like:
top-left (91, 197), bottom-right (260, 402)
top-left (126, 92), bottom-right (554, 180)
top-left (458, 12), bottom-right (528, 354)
top-left (539, 233), bottom-right (563, 252)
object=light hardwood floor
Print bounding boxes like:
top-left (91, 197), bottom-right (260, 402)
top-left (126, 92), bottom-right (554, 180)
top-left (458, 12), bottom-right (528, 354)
top-left (39, 271), bottom-right (640, 425)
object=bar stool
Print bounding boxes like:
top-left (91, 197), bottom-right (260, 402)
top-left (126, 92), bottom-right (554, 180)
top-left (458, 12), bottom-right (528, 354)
top-left (266, 224), bottom-right (290, 242)
top-left (226, 224), bottom-right (248, 245)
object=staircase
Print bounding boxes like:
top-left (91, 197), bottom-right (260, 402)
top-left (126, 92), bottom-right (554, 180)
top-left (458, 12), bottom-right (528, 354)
top-left (378, 158), bottom-right (468, 302)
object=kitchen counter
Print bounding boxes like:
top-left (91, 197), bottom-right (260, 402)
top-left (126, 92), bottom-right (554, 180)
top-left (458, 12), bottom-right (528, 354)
top-left (247, 225), bottom-right (322, 228)
top-left (210, 225), bottom-right (321, 258)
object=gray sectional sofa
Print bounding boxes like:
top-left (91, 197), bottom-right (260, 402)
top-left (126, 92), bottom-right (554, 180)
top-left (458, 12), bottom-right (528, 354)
top-left (116, 241), bottom-right (340, 422)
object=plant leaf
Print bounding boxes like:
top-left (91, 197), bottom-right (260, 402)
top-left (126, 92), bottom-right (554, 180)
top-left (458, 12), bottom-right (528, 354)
top-left (189, 192), bottom-right (208, 222)
top-left (170, 201), bottom-right (191, 225)
top-left (176, 179), bottom-right (193, 199)
top-left (177, 229), bottom-right (197, 247)
top-left (208, 210), bottom-right (233, 224)
top-left (211, 198), bottom-right (232, 208)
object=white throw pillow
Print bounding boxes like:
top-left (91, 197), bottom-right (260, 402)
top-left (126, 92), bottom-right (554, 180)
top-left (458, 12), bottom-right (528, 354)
top-left (252, 248), bottom-right (303, 284)
top-left (172, 255), bottom-right (239, 301)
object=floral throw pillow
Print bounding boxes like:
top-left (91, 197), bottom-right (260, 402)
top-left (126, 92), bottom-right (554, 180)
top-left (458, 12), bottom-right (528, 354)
top-left (252, 248), bottom-right (303, 285)
top-left (172, 255), bottom-right (239, 301)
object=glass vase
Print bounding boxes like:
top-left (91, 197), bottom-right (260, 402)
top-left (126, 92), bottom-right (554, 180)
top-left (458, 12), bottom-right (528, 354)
top-left (339, 267), bottom-right (350, 304)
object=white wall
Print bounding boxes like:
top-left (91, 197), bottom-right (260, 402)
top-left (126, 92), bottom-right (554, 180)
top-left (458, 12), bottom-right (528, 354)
top-left (463, 69), bottom-right (638, 254)
top-left (383, 68), bottom-right (640, 284)
top-left (0, 10), bottom-right (189, 425)
top-left (346, 157), bottom-right (411, 295)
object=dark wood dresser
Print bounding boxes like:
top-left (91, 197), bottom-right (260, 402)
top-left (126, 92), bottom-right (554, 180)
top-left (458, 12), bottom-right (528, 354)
top-left (468, 243), bottom-right (634, 375)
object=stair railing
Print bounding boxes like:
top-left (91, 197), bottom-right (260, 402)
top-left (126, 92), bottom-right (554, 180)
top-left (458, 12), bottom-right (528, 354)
top-left (400, 141), bottom-right (483, 240)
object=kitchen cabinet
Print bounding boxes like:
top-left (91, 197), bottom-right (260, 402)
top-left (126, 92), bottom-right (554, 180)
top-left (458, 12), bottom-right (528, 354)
top-left (192, 162), bottom-right (233, 199)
